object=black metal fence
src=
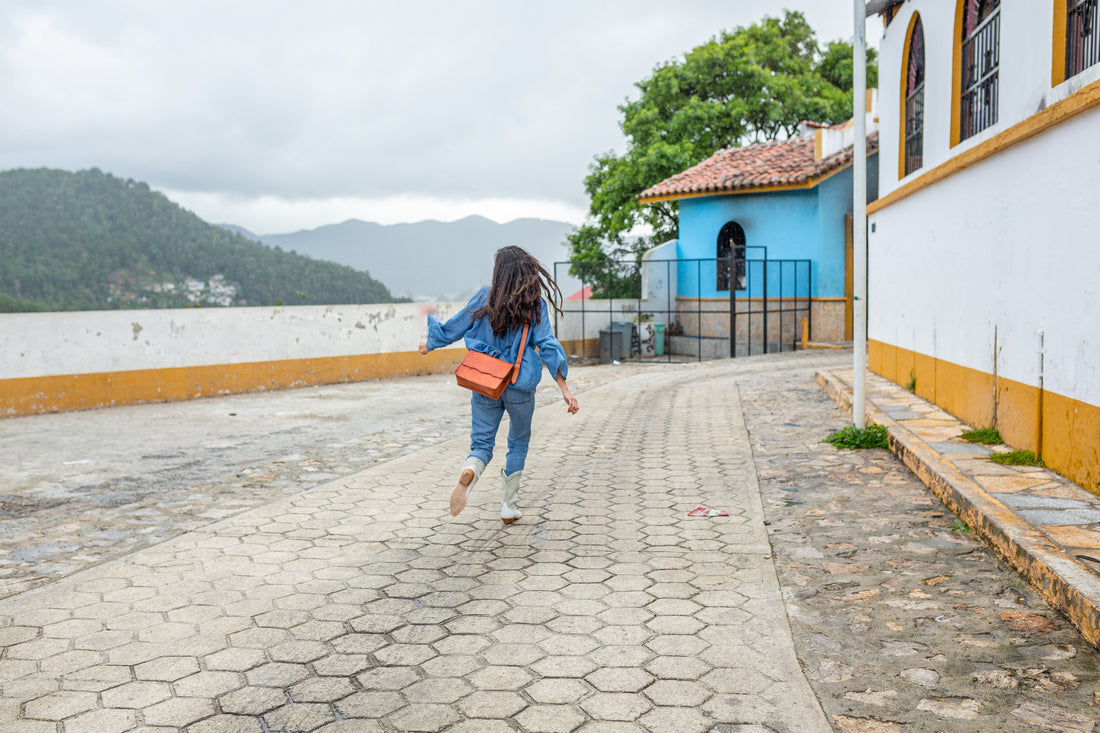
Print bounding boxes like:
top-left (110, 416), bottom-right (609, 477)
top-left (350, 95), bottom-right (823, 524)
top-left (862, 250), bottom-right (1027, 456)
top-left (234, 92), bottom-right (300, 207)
top-left (552, 255), bottom-right (812, 362)
top-left (1068, 0), bottom-right (1099, 79)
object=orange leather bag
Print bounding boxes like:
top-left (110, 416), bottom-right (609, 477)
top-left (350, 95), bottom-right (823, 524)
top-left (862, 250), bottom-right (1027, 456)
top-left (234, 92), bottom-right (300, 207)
top-left (455, 322), bottom-right (529, 399)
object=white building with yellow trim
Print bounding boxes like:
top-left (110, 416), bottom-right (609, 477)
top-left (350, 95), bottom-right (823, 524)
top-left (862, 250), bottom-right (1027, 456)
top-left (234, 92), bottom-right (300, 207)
top-left (867, 0), bottom-right (1100, 492)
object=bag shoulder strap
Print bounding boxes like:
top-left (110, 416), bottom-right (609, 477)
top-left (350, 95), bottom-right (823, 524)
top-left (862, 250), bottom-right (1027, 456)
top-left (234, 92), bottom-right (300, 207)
top-left (510, 321), bottom-right (530, 385)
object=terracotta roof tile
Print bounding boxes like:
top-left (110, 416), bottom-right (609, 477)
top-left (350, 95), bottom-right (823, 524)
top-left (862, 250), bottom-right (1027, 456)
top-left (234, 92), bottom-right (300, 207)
top-left (637, 131), bottom-right (879, 202)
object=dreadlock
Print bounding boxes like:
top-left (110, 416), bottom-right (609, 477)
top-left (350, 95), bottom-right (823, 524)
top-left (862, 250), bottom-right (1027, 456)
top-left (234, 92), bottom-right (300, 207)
top-left (470, 246), bottom-right (563, 337)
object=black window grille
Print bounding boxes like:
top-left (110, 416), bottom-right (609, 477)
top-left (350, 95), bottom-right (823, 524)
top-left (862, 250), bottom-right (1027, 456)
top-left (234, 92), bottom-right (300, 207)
top-left (716, 222), bottom-right (746, 292)
top-left (1067, 0), bottom-right (1099, 79)
top-left (904, 16), bottom-right (925, 175)
top-left (960, 0), bottom-right (1000, 141)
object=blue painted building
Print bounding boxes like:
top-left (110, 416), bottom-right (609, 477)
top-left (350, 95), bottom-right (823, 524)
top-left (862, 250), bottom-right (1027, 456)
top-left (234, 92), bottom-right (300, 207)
top-left (637, 118), bottom-right (880, 344)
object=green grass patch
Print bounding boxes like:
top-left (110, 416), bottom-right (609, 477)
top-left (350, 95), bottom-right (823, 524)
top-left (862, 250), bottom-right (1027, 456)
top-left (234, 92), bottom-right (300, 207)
top-left (990, 450), bottom-right (1044, 467)
top-left (947, 518), bottom-right (973, 533)
top-left (824, 424), bottom-right (890, 450)
top-left (904, 369), bottom-right (916, 392)
top-left (959, 427), bottom-right (1002, 445)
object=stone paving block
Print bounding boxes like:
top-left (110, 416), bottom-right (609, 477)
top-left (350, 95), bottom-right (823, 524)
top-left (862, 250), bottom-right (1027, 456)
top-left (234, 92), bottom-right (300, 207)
top-left (356, 666), bottom-right (421, 691)
top-left (334, 690), bottom-right (405, 718)
top-left (141, 696), bottom-right (215, 727)
top-left (100, 681), bottom-right (172, 709)
top-left (189, 714), bottom-right (263, 733)
top-left (644, 679), bottom-right (711, 706)
top-left (203, 647), bottom-right (267, 672)
top-left (263, 702), bottom-right (335, 731)
top-left (63, 707), bottom-right (137, 733)
top-left (586, 667), bottom-right (654, 693)
top-left (385, 703), bottom-right (461, 732)
top-left (515, 704), bottom-right (588, 733)
top-left (22, 690), bottom-right (97, 721)
top-left (134, 656), bottom-right (200, 682)
top-left (288, 677), bottom-right (355, 704)
top-left (640, 706), bottom-right (713, 732)
top-left (173, 670), bottom-right (243, 698)
top-left (580, 692), bottom-right (652, 721)
top-left (315, 721), bottom-right (383, 733)
top-left (218, 686), bottom-right (287, 716)
top-left (245, 662), bottom-right (309, 687)
top-left (526, 678), bottom-right (590, 704)
top-left (457, 689), bottom-right (527, 718)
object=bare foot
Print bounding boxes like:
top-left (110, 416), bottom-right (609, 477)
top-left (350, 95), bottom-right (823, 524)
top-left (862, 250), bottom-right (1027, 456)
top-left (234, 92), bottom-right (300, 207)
top-left (450, 468), bottom-right (475, 516)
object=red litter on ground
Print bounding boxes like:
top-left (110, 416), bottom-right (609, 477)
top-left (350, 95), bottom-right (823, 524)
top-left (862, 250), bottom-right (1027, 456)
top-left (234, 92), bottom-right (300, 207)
top-left (687, 506), bottom-right (728, 517)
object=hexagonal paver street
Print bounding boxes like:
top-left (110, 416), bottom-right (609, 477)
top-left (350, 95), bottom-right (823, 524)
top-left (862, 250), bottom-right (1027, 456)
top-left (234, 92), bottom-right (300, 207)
top-left (2, 351), bottom-right (1099, 732)
top-left (0, 356), bottom-right (831, 732)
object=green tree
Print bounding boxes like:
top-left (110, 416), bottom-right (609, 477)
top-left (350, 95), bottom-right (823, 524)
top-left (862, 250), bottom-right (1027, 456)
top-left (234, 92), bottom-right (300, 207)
top-left (569, 11), bottom-right (878, 279)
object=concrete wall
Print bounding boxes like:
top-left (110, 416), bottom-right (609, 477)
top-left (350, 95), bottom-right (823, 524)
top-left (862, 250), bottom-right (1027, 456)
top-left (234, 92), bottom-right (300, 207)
top-left (870, 0), bottom-right (1100, 492)
top-left (0, 302), bottom-right (469, 416)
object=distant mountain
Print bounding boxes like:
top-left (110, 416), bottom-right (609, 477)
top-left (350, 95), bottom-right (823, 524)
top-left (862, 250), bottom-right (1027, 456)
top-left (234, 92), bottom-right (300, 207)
top-left (216, 223), bottom-right (262, 242)
top-left (259, 216), bottom-right (577, 301)
top-left (0, 169), bottom-right (404, 311)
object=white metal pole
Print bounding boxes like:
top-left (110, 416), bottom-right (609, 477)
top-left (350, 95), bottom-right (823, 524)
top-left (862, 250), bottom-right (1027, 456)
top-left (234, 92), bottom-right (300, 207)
top-left (852, 0), bottom-right (868, 429)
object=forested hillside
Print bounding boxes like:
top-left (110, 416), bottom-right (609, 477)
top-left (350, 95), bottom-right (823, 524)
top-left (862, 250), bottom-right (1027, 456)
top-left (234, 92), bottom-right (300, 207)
top-left (0, 168), bottom-right (403, 312)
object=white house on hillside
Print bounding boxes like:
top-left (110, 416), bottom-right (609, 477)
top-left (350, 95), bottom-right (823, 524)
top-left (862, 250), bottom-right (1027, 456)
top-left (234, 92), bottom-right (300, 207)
top-left (866, 0), bottom-right (1099, 492)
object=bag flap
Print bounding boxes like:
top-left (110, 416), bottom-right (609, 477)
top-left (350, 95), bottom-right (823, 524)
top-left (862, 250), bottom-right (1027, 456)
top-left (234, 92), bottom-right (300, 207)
top-left (458, 351), bottom-right (514, 379)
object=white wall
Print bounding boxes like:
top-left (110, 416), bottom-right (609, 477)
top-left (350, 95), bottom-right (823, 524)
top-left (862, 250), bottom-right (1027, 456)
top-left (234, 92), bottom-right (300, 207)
top-left (881, 1), bottom-right (1060, 193)
top-left (0, 302), bottom-right (467, 380)
top-left (868, 105), bottom-right (1100, 405)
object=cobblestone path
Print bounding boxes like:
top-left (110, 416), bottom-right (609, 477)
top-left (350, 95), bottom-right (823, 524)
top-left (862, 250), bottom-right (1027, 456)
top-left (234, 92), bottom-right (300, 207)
top-left (1, 355), bottom-right (831, 732)
top-left (0, 365), bottom-right (649, 598)
top-left (739, 365), bottom-right (1100, 732)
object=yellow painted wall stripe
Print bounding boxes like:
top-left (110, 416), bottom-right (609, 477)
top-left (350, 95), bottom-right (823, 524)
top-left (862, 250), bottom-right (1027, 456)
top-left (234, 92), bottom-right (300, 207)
top-left (950, 0), bottom-right (966, 149)
top-left (872, 76), bottom-right (1100, 215)
top-left (869, 339), bottom-right (1100, 495)
top-left (1053, 0), bottom-right (1068, 87)
top-left (0, 349), bottom-right (466, 417)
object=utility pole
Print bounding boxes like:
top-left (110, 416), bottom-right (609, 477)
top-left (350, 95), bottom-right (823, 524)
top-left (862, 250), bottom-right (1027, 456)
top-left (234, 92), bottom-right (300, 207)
top-left (852, 0), bottom-right (868, 429)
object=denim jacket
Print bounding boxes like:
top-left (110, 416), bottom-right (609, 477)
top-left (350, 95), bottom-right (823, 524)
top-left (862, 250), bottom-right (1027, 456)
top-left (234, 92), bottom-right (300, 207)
top-left (426, 287), bottom-right (568, 393)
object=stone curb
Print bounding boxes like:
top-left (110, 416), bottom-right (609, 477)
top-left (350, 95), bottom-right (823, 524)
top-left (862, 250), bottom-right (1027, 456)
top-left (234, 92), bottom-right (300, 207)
top-left (816, 368), bottom-right (1100, 648)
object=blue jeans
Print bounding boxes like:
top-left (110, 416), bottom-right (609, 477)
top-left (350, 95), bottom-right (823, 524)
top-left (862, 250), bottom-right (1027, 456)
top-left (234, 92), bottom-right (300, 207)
top-left (468, 387), bottom-right (535, 476)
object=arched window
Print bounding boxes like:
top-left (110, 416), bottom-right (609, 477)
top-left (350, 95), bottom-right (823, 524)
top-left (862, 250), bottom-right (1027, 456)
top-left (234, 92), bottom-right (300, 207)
top-left (957, 0), bottom-right (1001, 143)
top-left (1066, 0), bottom-right (1099, 80)
top-left (717, 222), bottom-right (745, 292)
top-left (903, 15), bottom-right (925, 176)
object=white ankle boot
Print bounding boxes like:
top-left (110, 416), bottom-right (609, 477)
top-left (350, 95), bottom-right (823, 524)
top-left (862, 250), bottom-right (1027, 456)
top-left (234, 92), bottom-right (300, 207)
top-left (450, 456), bottom-right (486, 517)
top-left (500, 469), bottom-right (523, 524)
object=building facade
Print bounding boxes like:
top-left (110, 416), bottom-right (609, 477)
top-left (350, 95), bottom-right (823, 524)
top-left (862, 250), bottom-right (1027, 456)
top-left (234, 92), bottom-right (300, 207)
top-left (868, 0), bottom-right (1100, 492)
top-left (637, 113), bottom-right (879, 349)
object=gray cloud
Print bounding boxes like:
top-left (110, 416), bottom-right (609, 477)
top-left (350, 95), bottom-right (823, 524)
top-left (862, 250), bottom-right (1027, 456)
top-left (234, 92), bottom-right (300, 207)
top-left (1, 1), bottom-right (864, 228)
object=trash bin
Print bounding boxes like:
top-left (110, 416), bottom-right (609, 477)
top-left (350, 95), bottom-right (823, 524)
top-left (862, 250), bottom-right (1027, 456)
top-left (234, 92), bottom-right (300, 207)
top-left (599, 329), bottom-right (622, 361)
top-left (654, 323), bottom-right (666, 356)
top-left (610, 321), bottom-right (633, 358)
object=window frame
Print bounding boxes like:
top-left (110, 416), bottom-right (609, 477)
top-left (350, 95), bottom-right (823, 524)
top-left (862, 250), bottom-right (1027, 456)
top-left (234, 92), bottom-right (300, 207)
top-left (1064, 0), bottom-right (1100, 81)
top-left (952, 0), bottom-right (1002, 146)
top-left (901, 13), bottom-right (926, 177)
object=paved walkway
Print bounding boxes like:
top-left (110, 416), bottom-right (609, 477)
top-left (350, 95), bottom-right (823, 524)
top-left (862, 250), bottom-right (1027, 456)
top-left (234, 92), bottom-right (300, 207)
top-left (2, 352), bottom-right (1099, 732)
top-left (819, 368), bottom-right (1100, 648)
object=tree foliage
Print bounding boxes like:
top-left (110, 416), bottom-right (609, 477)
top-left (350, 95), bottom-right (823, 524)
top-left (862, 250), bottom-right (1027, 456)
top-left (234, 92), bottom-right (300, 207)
top-left (0, 168), bottom-right (406, 312)
top-left (568, 11), bottom-right (878, 272)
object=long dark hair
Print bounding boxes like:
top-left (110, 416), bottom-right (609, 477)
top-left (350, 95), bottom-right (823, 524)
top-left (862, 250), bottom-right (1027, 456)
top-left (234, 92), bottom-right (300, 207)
top-left (471, 246), bottom-right (563, 337)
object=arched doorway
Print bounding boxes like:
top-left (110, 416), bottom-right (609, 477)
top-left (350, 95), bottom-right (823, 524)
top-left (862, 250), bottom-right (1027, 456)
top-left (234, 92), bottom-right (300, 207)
top-left (717, 221), bottom-right (746, 291)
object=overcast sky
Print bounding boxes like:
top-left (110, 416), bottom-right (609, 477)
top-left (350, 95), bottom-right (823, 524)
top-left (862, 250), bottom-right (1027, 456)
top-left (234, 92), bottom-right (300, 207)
top-left (2, 1), bottom-right (877, 234)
